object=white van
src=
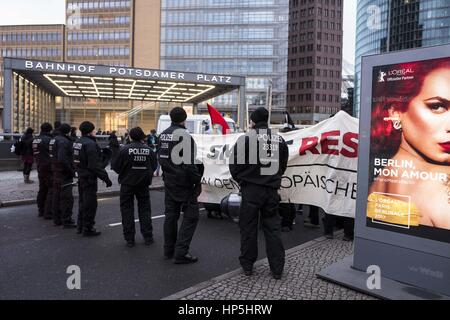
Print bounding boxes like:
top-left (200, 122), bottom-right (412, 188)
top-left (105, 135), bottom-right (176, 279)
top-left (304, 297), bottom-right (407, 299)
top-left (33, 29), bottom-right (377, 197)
top-left (157, 114), bottom-right (237, 135)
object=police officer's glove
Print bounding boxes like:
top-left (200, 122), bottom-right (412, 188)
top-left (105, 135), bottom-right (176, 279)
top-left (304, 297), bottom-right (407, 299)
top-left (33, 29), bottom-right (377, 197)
top-left (105, 178), bottom-right (113, 188)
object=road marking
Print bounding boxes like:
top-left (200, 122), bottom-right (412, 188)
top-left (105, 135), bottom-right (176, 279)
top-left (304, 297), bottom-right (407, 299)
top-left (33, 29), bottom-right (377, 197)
top-left (109, 208), bottom-right (206, 227)
top-left (109, 214), bottom-right (165, 227)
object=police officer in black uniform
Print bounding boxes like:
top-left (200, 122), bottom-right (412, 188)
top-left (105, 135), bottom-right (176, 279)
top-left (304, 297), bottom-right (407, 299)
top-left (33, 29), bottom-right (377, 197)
top-left (49, 123), bottom-right (76, 228)
top-left (32, 122), bottom-right (53, 219)
top-left (229, 107), bottom-right (289, 279)
top-left (113, 127), bottom-right (158, 247)
top-left (73, 121), bottom-right (112, 237)
top-left (159, 107), bottom-right (203, 264)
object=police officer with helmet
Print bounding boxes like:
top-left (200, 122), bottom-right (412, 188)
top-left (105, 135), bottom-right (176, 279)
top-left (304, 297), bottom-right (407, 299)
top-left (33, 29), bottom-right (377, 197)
top-left (32, 122), bottom-right (53, 219)
top-left (73, 121), bottom-right (113, 237)
top-left (113, 127), bottom-right (158, 247)
top-left (229, 107), bottom-right (289, 279)
top-left (49, 123), bottom-right (76, 228)
top-left (158, 107), bottom-right (203, 264)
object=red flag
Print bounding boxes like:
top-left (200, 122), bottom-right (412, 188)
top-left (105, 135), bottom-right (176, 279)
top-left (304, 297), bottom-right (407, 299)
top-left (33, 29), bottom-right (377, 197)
top-left (207, 103), bottom-right (230, 135)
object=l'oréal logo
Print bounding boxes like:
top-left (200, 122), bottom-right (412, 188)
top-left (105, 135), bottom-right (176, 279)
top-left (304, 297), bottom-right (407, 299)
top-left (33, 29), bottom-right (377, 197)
top-left (388, 68), bottom-right (414, 76)
top-left (378, 67), bottom-right (415, 82)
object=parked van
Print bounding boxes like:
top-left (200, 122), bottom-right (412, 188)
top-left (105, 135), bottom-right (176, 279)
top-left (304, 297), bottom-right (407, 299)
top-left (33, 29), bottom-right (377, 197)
top-left (156, 114), bottom-right (237, 135)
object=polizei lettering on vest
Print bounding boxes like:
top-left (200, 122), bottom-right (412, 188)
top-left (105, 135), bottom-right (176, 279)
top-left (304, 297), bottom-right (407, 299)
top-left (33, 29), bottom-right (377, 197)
top-left (128, 148), bottom-right (150, 156)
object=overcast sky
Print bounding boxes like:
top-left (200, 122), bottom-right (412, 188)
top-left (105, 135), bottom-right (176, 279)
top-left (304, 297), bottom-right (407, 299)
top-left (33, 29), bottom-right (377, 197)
top-left (0, 0), bottom-right (357, 72)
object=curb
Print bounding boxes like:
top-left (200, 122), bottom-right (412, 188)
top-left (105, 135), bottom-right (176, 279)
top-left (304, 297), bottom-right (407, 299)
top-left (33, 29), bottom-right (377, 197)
top-left (162, 232), bottom-right (344, 300)
top-left (0, 185), bottom-right (165, 208)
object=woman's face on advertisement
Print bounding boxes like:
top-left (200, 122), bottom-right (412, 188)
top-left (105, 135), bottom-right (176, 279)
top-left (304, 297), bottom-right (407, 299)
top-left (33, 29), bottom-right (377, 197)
top-left (400, 68), bottom-right (450, 164)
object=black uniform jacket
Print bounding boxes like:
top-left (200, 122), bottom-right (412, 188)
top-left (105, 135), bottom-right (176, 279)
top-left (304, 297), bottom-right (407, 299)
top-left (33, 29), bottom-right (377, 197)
top-left (32, 132), bottom-right (52, 173)
top-left (50, 134), bottom-right (75, 179)
top-left (229, 123), bottom-right (289, 189)
top-left (158, 123), bottom-right (203, 202)
top-left (73, 136), bottom-right (109, 182)
top-left (113, 141), bottom-right (158, 187)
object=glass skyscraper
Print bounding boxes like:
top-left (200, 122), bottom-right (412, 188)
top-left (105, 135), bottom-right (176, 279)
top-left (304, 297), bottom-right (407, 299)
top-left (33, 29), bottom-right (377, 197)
top-left (354, 0), bottom-right (450, 115)
top-left (160, 0), bottom-right (289, 116)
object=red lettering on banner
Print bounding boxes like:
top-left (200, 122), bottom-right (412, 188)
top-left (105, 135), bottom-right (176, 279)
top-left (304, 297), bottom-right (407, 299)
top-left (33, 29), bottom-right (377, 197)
top-left (299, 137), bottom-right (320, 155)
top-left (321, 130), bottom-right (340, 155)
top-left (341, 132), bottom-right (359, 158)
top-left (298, 131), bottom-right (359, 158)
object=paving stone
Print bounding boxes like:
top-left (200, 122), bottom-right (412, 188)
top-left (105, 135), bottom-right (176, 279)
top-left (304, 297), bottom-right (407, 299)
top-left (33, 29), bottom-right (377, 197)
top-left (176, 236), bottom-right (377, 301)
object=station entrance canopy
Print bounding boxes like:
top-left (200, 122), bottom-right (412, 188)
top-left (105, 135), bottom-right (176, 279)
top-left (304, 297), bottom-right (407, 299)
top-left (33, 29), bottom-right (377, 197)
top-left (2, 58), bottom-right (246, 132)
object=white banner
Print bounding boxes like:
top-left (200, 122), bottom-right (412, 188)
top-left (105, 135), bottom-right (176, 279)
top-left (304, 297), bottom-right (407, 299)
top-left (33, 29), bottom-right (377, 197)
top-left (193, 111), bottom-right (359, 218)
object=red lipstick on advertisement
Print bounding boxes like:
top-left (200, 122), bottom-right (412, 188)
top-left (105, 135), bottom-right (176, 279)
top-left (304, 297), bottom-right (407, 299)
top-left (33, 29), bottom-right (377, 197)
top-left (439, 142), bottom-right (450, 153)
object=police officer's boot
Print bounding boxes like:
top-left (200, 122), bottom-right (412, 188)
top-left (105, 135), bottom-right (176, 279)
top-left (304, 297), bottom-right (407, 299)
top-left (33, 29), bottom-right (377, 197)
top-left (144, 237), bottom-right (154, 246)
top-left (126, 239), bottom-right (135, 248)
top-left (24, 174), bottom-right (34, 184)
top-left (173, 253), bottom-right (198, 264)
top-left (83, 228), bottom-right (101, 237)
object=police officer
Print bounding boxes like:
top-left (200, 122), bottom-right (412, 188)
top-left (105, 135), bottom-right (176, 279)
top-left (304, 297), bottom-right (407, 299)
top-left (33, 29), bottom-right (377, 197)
top-left (49, 123), bottom-right (76, 228)
top-left (229, 107), bottom-right (289, 279)
top-left (113, 127), bottom-right (158, 247)
top-left (32, 122), bottom-right (53, 219)
top-left (52, 121), bottom-right (61, 137)
top-left (159, 107), bottom-right (203, 264)
top-left (73, 121), bottom-right (112, 237)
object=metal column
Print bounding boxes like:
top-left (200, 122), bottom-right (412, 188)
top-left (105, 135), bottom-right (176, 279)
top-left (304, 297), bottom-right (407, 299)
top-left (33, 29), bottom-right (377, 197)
top-left (2, 66), bottom-right (13, 133)
top-left (237, 85), bottom-right (246, 132)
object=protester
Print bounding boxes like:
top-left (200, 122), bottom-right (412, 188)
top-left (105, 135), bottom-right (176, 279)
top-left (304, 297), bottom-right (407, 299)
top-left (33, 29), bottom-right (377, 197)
top-left (52, 121), bottom-right (61, 137)
top-left (123, 131), bottom-right (131, 144)
top-left (279, 201), bottom-right (297, 232)
top-left (147, 129), bottom-right (159, 152)
top-left (113, 127), bottom-right (158, 247)
top-left (70, 127), bottom-right (78, 141)
top-left (20, 127), bottom-right (35, 184)
top-left (304, 205), bottom-right (320, 228)
top-left (229, 107), bottom-right (289, 279)
top-left (32, 123), bottom-right (53, 219)
top-left (73, 121), bottom-right (113, 237)
top-left (324, 214), bottom-right (355, 241)
top-left (147, 129), bottom-right (160, 176)
top-left (108, 131), bottom-right (120, 168)
top-left (158, 107), bottom-right (203, 264)
top-left (49, 123), bottom-right (76, 228)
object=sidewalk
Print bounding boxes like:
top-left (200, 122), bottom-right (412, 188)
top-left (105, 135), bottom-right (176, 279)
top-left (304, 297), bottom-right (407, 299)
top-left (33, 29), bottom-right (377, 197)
top-left (164, 234), bottom-right (377, 300)
top-left (0, 169), bottom-right (163, 207)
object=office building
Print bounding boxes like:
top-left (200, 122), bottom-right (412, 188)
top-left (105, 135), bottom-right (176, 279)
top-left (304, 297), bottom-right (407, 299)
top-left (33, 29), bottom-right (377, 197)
top-left (1, 0), bottom-right (293, 131)
top-left (286, 0), bottom-right (344, 124)
top-left (354, 0), bottom-right (450, 115)
top-left (0, 24), bottom-right (65, 130)
top-left (160, 0), bottom-right (289, 116)
top-left (63, 0), bottom-right (160, 132)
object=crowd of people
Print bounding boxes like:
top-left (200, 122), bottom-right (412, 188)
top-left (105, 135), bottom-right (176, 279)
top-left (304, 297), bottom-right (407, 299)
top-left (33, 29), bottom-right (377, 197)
top-left (13, 106), bottom-right (352, 279)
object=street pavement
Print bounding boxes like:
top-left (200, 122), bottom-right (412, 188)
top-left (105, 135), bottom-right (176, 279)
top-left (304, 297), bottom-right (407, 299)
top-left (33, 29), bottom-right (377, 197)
top-left (0, 169), bottom-right (163, 205)
top-left (0, 191), bottom-right (326, 300)
top-left (167, 235), bottom-right (375, 300)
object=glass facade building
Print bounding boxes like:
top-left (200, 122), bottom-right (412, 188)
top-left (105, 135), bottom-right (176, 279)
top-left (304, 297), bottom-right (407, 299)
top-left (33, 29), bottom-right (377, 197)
top-left (0, 24), bottom-right (65, 129)
top-left (354, 0), bottom-right (450, 115)
top-left (160, 0), bottom-right (289, 115)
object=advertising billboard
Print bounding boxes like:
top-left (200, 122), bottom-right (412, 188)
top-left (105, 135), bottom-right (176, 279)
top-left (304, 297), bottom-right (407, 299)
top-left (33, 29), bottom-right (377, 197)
top-left (366, 57), bottom-right (450, 243)
top-left (352, 44), bottom-right (450, 297)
